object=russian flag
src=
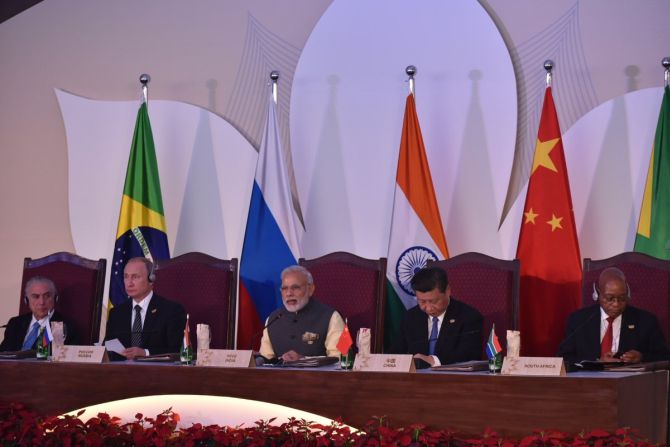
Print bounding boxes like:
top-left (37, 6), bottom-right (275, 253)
top-left (238, 90), bottom-right (302, 349)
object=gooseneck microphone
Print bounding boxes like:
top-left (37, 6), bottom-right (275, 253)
top-left (247, 311), bottom-right (285, 351)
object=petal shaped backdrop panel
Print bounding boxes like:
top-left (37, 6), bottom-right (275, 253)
top-left (562, 87), bottom-right (662, 259)
top-left (57, 89), bottom-right (256, 266)
top-left (290, 0), bottom-right (518, 259)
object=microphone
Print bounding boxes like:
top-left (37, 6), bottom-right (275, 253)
top-left (247, 311), bottom-right (285, 351)
top-left (556, 307), bottom-right (599, 364)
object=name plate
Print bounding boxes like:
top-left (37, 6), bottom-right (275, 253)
top-left (501, 356), bottom-right (566, 376)
top-left (353, 354), bottom-right (415, 373)
top-left (196, 349), bottom-right (254, 368)
top-left (52, 345), bottom-right (109, 363)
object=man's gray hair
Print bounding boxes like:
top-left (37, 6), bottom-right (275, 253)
top-left (24, 276), bottom-right (58, 298)
top-left (281, 265), bottom-right (314, 285)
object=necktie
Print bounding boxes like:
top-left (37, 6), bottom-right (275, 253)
top-left (600, 316), bottom-right (614, 358)
top-left (22, 321), bottom-right (41, 351)
top-left (131, 305), bottom-right (143, 347)
top-left (428, 316), bottom-right (439, 356)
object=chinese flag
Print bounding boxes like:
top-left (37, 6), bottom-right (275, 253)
top-left (516, 86), bottom-right (582, 356)
top-left (336, 325), bottom-right (353, 356)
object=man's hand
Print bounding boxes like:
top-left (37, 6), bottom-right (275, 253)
top-left (599, 351), bottom-right (620, 363)
top-left (413, 353), bottom-right (435, 366)
top-left (281, 350), bottom-right (303, 362)
top-left (122, 347), bottom-right (146, 360)
top-left (619, 349), bottom-right (642, 363)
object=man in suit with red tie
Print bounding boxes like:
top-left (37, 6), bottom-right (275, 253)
top-left (557, 267), bottom-right (669, 367)
top-left (104, 257), bottom-right (186, 360)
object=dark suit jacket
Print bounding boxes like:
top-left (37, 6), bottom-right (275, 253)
top-left (104, 294), bottom-right (186, 360)
top-left (0, 311), bottom-right (78, 352)
top-left (390, 297), bottom-right (483, 368)
top-left (557, 304), bottom-right (670, 367)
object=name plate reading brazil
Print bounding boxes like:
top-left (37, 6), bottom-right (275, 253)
top-left (52, 345), bottom-right (109, 363)
top-left (501, 356), bottom-right (566, 376)
top-left (196, 349), bottom-right (255, 368)
top-left (353, 354), bottom-right (415, 373)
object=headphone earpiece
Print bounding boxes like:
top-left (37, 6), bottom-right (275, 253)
top-left (23, 294), bottom-right (28, 305)
top-left (148, 265), bottom-right (156, 283)
top-left (592, 283), bottom-right (599, 301)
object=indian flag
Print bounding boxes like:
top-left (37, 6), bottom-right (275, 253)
top-left (385, 93), bottom-right (449, 349)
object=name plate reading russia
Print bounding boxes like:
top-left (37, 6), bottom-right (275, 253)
top-left (501, 356), bottom-right (566, 376)
top-left (196, 349), bottom-right (255, 368)
top-left (353, 354), bottom-right (415, 373)
top-left (52, 345), bottom-right (109, 363)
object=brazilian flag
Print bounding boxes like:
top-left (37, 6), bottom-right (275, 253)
top-left (110, 102), bottom-right (170, 306)
top-left (635, 86), bottom-right (670, 259)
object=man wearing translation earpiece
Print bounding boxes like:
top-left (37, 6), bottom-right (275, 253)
top-left (104, 257), bottom-right (186, 360)
top-left (557, 267), bottom-right (669, 367)
top-left (0, 276), bottom-right (77, 351)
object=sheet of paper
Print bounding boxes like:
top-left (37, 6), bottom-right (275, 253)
top-left (104, 338), bottom-right (125, 354)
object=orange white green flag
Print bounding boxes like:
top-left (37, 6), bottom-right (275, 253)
top-left (385, 93), bottom-right (449, 349)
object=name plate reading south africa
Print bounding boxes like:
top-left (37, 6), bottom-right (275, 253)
top-left (52, 345), bottom-right (109, 363)
top-left (196, 349), bottom-right (255, 368)
top-left (501, 356), bottom-right (566, 376)
top-left (353, 354), bottom-right (416, 373)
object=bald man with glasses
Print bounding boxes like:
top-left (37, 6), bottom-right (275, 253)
top-left (557, 267), bottom-right (669, 367)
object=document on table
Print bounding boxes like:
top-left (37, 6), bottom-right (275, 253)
top-left (104, 339), bottom-right (125, 355)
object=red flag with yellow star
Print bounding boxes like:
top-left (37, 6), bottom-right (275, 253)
top-left (516, 86), bottom-right (582, 356)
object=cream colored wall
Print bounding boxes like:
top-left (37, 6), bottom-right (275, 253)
top-left (0, 0), bottom-right (331, 333)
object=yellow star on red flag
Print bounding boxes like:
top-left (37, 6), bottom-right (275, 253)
top-left (546, 214), bottom-right (563, 231)
top-left (524, 208), bottom-right (538, 224)
top-left (531, 138), bottom-right (560, 174)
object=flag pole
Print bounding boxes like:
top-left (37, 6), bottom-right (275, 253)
top-left (544, 60), bottom-right (554, 87)
top-left (140, 73), bottom-right (151, 104)
top-left (270, 70), bottom-right (279, 104)
top-left (662, 57), bottom-right (670, 87)
top-left (406, 65), bottom-right (417, 95)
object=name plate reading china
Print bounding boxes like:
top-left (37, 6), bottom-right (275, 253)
top-left (52, 345), bottom-right (109, 363)
top-left (353, 354), bottom-right (416, 373)
top-left (196, 349), bottom-right (255, 368)
top-left (501, 356), bottom-right (566, 376)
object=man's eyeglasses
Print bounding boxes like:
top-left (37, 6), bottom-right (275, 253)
top-left (280, 284), bottom-right (307, 293)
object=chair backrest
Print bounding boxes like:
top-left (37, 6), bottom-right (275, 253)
top-left (154, 252), bottom-right (238, 349)
top-left (299, 252), bottom-right (387, 353)
top-left (20, 252), bottom-right (106, 345)
top-left (428, 253), bottom-right (520, 354)
top-left (583, 252), bottom-right (670, 342)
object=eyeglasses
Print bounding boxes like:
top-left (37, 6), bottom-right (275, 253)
top-left (601, 295), bottom-right (629, 304)
top-left (280, 284), bottom-right (307, 293)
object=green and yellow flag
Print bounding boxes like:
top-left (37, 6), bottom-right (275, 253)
top-left (635, 86), bottom-right (670, 259)
top-left (110, 102), bottom-right (170, 306)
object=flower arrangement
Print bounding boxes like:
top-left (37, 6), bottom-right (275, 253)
top-left (0, 402), bottom-right (661, 446)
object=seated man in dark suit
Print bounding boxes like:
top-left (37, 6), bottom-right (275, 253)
top-left (0, 276), bottom-right (77, 351)
top-left (557, 267), bottom-right (669, 366)
top-left (390, 266), bottom-right (483, 368)
top-left (104, 257), bottom-right (186, 360)
top-left (259, 265), bottom-right (345, 362)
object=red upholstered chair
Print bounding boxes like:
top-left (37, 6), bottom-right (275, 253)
top-left (154, 253), bottom-right (238, 350)
top-left (428, 253), bottom-right (520, 355)
top-left (583, 252), bottom-right (670, 342)
top-left (299, 252), bottom-right (387, 353)
top-left (20, 252), bottom-right (106, 345)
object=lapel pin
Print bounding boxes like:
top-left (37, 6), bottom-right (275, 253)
top-left (151, 309), bottom-right (157, 314)
top-left (628, 324), bottom-right (634, 329)
top-left (449, 319), bottom-right (455, 323)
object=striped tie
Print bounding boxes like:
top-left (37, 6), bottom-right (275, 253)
top-left (131, 305), bottom-right (143, 347)
top-left (22, 321), bottom-right (41, 351)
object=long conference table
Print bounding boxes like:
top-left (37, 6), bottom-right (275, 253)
top-left (0, 359), bottom-right (667, 443)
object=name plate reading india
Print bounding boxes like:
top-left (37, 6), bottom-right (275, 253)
top-left (196, 349), bottom-right (255, 368)
top-left (353, 354), bottom-right (415, 373)
top-left (52, 345), bottom-right (109, 363)
top-left (501, 356), bottom-right (566, 376)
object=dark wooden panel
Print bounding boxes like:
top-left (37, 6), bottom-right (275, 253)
top-left (0, 360), bottom-right (665, 443)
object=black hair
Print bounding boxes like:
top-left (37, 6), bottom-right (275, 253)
top-left (410, 267), bottom-right (449, 293)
